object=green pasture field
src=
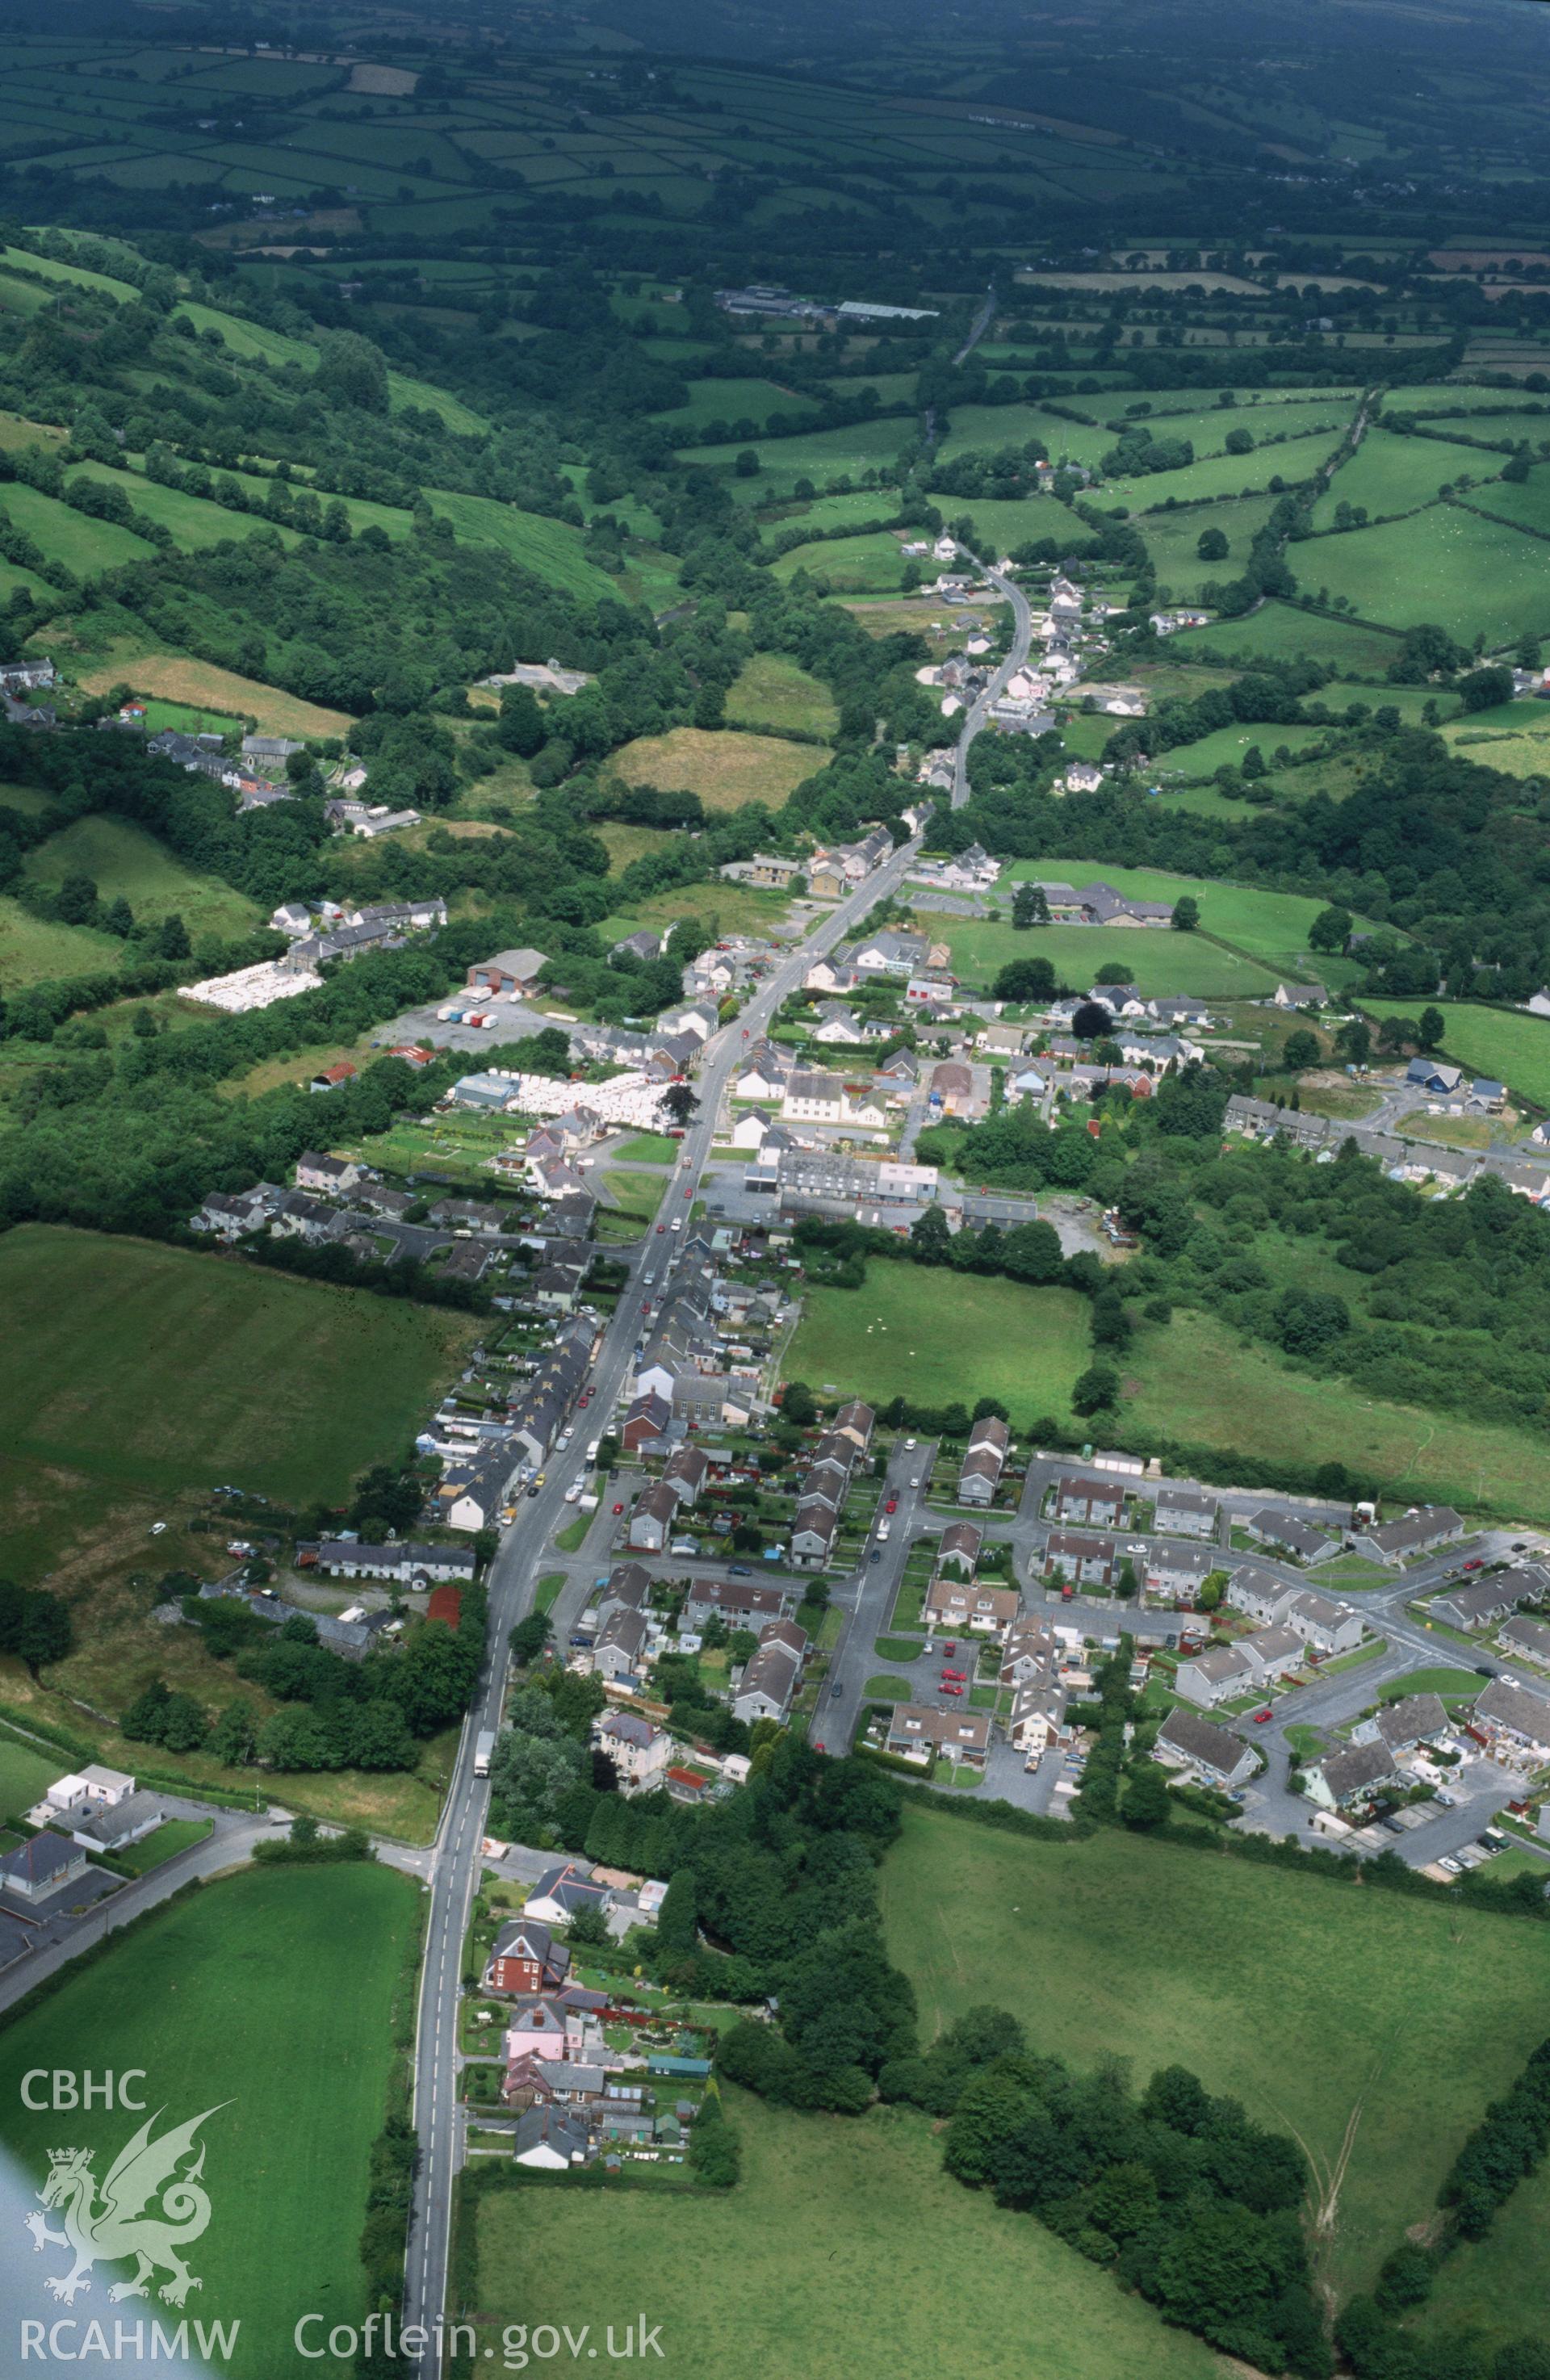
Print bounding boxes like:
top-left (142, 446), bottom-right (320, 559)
top-left (1146, 780), bottom-right (1257, 822)
top-left (23, 815), bottom-right (262, 941)
top-left (423, 489), bottom-right (622, 601)
top-left (1461, 469), bottom-right (1550, 537)
top-left (0, 1863), bottom-right (418, 2379)
top-left (689, 418), bottom-right (920, 493)
top-left (1302, 502), bottom-right (1550, 644)
top-left (0, 1226), bottom-right (478, 1580)
top-left (1361, 999), bottom-right (1550, 1109)
top-left (0, 895), bottom-right (120, 987)
top-left (786, 1268), bottom-right (1092, 1420)
top-left (936, 401), bottom-right (1109, 467)
top-left (471, 2085), bottom-right (1221, 2380)
top-left (1125, 1306), bottom-right (1550, 1523)
top-left (1108, 432), bottom-right (1343, 509)
top-left (1309, 425), bottom-right (1502, 527)
top-left (1007, 858), bottom-right (1368, 979)
top-left (930, 913), bottom-right (1282, 997)
top-left (1384, 382), bottom-right (1550, 409)
top-left (940, 492), bottom-right (1083, 554)
top-left (1136, 494), bottom-right (1281, 601)
top-left (1410, 2160), bottom-right (1550, 2360)
top-left (0, 558), bottom-right (58, 602)
top-left (1439, 716), bottom-right (1550, 777)
top-left (656, 375), bottom-right (819, 432)
top-left (1154, 718), bottom-right (1335, 779)
top-left (723, 652), bottom-right (838, 736)
top-left (0, 1730), bottom-right (65, 1819)
top-left (756, 490), bottom-right (901, 538)
top-left (1171, 601), bottom-right (1404, 673)
top-left (0, 478), bottom-right (155, 573)
top-left (64, 459), bottom-right (302, 551)
top-left (609, 726), bottom-right (827, 811)
top-left (880, 1804), bottom-right (1550, 2296)
top-left (770, 530), bottom-right (911, 592)
top-left (1323, 679), bottom-right (1457, 721)
top-left (0, 241), bottom-right (137, 300)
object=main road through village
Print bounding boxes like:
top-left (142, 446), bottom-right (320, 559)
top-left (400, 828), bottom-right (930, 2370)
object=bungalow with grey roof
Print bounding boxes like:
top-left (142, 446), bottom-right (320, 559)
top-left (1499, 1614), bottom-right (1550, 1670)
top-left (1430, 1575), bottom-right (1526, 1632)
top-left (1357, 1506), bottom-right (1464, 1565)
top-left (0, 1831), bottom-right (87, 1900)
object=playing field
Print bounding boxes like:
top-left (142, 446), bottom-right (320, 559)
top-left (610, 726), bottom-right (827, 810)
top-left (787, 1269), bottom-right (1091, 1422)
top-left (1362, 999), bottom-right (1550, 1108)
top-left (1125, 1306), bottom-right (1550, 1522)
top-left (0, 1863), bottom-right (418, 2378)
top-left (928, 914), bottom-right (1281, 997)
top-left (880, 1804), bottom-right (1550, 2296)
top-left (23, 815), bottom-right (262, 941)
top-left (0, 1228), bottom-right (477, 1579)
top-left (471, 2086), bottom-right (1221, 2380)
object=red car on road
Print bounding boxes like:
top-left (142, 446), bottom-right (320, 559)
top-left (941, 1683), bottom-right (965, 1698)
top-left (612, 1502), bottom-right (625, 1515)
top-left (1462, 1557), bottom-right (1485, 1572)
top-left (1253, 1707), bottom-right (1274, 1724)
top-left (885, 1497), bottom-right (898, 1514)
top-left (943, 1641), bottom-right (957, 1656)
top-left (940, 1667), bottom-right (966, 1682)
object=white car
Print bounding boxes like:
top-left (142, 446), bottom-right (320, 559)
top-left (909, 1477), bottom-right (920, 1489)
top-left (563, 1485), bottom-right (582, 1505)
top-left (670, 1217), bottom-right (682, 1232)
top-left (903, 1437), bottom-right (917, 1450)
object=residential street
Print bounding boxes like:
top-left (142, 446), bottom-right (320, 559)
top-left (951, 546), bottom-right (1033, 808)
top-left (400, 828), bottom-right (930, 2374)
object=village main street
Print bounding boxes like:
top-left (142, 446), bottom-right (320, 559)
top-left (399, 826), bottom-right (932, 2375)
